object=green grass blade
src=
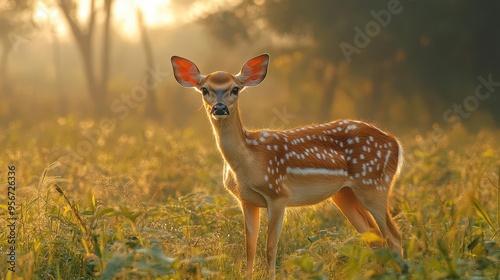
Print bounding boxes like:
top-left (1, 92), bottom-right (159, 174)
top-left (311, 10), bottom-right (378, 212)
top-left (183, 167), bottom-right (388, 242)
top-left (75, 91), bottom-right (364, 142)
top-left (468, 192), bottom-right (497, 231)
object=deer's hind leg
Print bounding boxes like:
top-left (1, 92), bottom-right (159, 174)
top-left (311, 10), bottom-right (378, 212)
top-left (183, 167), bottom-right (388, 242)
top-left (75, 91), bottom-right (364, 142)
top-left (332, 187), bottom-right (384, 249)
top-left (350, 185), bottom-right (403, 258)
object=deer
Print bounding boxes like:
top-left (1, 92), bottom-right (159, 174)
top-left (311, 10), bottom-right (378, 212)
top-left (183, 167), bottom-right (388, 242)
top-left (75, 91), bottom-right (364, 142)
top-left (171, 54), bottom-right (404, 279)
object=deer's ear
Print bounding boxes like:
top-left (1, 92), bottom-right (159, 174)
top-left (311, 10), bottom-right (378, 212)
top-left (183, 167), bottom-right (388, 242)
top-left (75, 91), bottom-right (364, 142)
top-left (171, 56), bottom-right (204, 87)
top-left (236, 54), bottom-right (269, 87)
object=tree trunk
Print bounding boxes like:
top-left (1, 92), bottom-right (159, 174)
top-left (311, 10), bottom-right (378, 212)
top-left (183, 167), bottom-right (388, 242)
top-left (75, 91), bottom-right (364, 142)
top-left (0, 39), bottom-right (11, 95)
top-left (319, 64), bottom-right (339, 121)
top-left (58, 0), bottom-right (111, 115)
top-left (51, 28), bottom-right (67, 115)
top-left (366, 71), bottom-right (383, 121)
top-left (100, 0), bottom-right (113, 101)
top-left (137, 9), bottom-right (159, 119)
top-left (80, 36), bottom-right (105, 113)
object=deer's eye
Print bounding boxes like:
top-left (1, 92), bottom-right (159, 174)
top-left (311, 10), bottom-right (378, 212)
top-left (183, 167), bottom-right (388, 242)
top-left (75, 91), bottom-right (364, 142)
top-left (200, 87), bottom-right (209, 95)
top-left (231, 87), bottom-right (239, 95)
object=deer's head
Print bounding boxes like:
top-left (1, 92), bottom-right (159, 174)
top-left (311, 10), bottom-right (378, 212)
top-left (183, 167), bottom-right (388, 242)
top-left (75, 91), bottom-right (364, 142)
top-left (171, 54), bottom-right (269, 120)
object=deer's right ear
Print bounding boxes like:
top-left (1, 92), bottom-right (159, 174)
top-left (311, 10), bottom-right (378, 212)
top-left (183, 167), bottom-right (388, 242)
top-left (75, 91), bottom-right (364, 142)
top-left (171, 56), bottom-right (204, 87)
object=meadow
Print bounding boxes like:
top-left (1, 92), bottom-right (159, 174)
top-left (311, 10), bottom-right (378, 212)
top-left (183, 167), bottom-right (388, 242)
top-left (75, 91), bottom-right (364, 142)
top-left (0, 117), bottom-right (499, 279)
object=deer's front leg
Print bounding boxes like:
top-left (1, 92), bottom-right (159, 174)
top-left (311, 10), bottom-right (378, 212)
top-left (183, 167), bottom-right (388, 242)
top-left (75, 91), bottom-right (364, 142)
top-left (266, 199), bottom-right (287, 280)
top-left (243, 202), bottom-right (260, 280)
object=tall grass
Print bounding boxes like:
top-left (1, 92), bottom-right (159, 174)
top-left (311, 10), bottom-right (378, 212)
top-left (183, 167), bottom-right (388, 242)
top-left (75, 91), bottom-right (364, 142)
top-left (0, 119), bottom-right (499, 279)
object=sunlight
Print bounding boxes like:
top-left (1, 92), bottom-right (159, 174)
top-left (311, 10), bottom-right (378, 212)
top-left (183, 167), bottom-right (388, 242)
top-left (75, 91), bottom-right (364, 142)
top-left (31, 0), bottom-right (244, 41)
top-left (115, 0), bottom-right (174, 40)
top-left (32, 0), bottom-right (175, 41)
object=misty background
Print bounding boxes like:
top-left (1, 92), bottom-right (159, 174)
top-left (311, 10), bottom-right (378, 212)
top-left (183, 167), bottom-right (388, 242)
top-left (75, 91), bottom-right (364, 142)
top-left (1, 0), bottom-right (499, 136)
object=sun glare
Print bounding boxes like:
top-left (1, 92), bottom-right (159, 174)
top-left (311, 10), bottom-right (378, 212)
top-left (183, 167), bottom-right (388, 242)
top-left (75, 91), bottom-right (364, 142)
top-left (115, 0), bottom-right (174, 40)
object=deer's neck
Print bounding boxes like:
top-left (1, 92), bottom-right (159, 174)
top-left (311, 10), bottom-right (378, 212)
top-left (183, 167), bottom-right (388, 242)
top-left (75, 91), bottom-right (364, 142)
top-left (209, 106), bottom-right (252, 172)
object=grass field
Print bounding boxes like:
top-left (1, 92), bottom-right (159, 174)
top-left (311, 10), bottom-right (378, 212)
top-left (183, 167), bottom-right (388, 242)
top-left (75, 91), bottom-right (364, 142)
top-left (0, 117), bottom-right (499, 279)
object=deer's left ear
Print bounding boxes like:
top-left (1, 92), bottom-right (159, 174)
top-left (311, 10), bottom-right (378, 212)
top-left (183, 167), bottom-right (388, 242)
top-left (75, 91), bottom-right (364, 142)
top-left (236, 54), bottom-right (269, 87)
top-left (171, 56), bottom-right (204, 87)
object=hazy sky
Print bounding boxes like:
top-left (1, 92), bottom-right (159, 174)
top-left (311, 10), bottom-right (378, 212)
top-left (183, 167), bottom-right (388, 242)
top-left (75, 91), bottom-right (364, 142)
top-left (32, 0), bottom-right (241, 41)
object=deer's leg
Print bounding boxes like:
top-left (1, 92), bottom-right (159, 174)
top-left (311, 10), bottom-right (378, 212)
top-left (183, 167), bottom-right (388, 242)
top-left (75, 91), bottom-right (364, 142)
top-left (266, 199), bottom-right (287, 280)
top-left (351, 185), bottom-right (404, 257)
top-left (351, 186), bottom-right (389, 238)
top-left (332, 187), bottom-right (383, 248)
top-left (385, 210), bottom-right (403, 257)
top-left (243, 202), bottom-right (260, 280)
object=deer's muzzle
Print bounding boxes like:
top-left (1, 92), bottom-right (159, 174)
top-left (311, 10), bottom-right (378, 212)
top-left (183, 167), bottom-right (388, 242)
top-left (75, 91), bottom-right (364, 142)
top-left (211, 103), bottom-right (229, 119)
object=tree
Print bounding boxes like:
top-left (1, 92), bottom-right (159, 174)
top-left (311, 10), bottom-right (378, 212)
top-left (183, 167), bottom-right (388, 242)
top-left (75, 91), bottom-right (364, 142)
top-left (201, 0), bottom-right (500, 125)
top-left (136, 9), bottom-right (158, 118)
top-left (0, 16), bottom-right (14, 94)
top-left (57, 0), bottom-right (114, 114)
top-left (202, 1), bottom-right (382, 121)
top-left (0, 0), bottom-right (35, 95)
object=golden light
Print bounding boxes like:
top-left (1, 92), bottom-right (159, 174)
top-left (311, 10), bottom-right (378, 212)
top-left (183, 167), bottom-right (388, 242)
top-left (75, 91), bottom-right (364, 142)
top-left (116, 0), bottom-right (174, 40)
top-left (31, 0), bottom-right (242, 41)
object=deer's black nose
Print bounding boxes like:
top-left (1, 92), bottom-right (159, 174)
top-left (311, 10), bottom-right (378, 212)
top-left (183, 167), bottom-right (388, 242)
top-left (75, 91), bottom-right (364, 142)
top-left (211, 103), bottom-right (229, 116)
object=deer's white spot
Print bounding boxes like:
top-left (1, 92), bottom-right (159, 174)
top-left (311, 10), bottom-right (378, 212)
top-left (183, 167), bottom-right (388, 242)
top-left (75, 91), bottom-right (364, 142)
top-left (345, 124), bottom-right (357, 132)
top-left (384, 150), bottom-right (391, 169)
top-left (286, 167), bottom-right (348, 176)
